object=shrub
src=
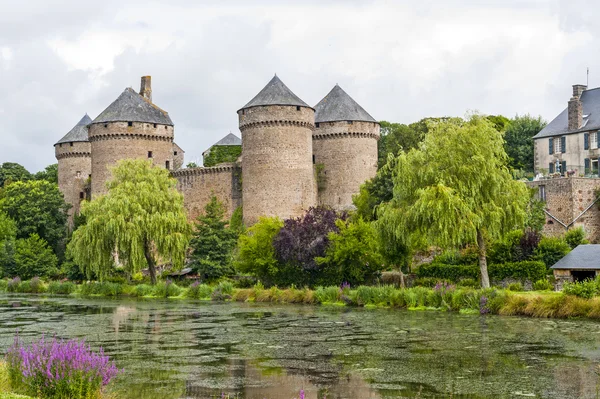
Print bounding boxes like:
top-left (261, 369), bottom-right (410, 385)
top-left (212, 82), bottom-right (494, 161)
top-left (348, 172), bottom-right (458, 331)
top-left (6, 335), bottom-right (119, 399)
top-left (14, 235), bottom-right (58, 280)
top-left (133, 284), bottom-right (153, 297)
top-left (211, 288), bottom-right (231, 301)
top-left (563, 279), bottom-right (599, 299)
top-left (47, 281), bottom-right (76, 295)
top-left (533, 279), bottom-right (553, 291)
top-left (153, 280), bottom-right (182, 298)
top-left (98, 282), bottom-right (124, 297)
top-left (413, 277), bottom-right (451, 287)
top-left (416, 263), bottom-right (478, 281)
top-left (457, 278), bottom-right (479, 288)
top-left (564, 227), bottom-right (589, 249)
top-left (535, 236), bottom-right (570, 268)
top-left (315, 286), bottom-right (340, 303)
top-left (186, 281), bottom-right (213, 299)
top-left (417, 261), bottom-right (546, 283)
top-left (507, 282), bottom-right (524, 292)
top-left (0, 279), bottom-right (8, 292)
top-left (216, 281), bottom-right (234, 295)
top-left (7, 277), bottom-right (20, 293)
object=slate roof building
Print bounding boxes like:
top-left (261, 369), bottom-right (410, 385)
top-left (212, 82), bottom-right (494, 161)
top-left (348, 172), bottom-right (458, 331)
top-left (551, 244), bottom-right (600, 289)
top-left (56, 75), bottom-right (379, 226)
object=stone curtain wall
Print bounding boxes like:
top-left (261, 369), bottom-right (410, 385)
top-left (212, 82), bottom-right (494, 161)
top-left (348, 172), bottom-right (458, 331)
top-left (173, 163), bottom-right (241, 221)
top-left (173, 143), bottom-right (185, 170)
top-left (238, 105), bottom-right (317, 225)
top-left (527, 177), bottom-right (600, 242)
top-left (55, 141), bottom-right (91, 224)
top-left (313, 120), bottom-right (379, 210)
top-left (88, 121), bottom-right (174, 197)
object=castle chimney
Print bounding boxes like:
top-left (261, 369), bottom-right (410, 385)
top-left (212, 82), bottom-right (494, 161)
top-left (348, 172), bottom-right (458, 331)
top-left (568, 84), bottom-right (585, 131)
top-left (140, 76), bottom-right (152, 103)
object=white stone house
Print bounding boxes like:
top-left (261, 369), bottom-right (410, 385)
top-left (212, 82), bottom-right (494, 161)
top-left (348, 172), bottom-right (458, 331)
top-left (533, 84), bottom-right (600, 177)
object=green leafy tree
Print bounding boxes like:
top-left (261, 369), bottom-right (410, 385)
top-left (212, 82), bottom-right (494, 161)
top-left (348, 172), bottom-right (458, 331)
top-left (353, 154), bottom-right (397, 221)
top-left (186, 162), bottom-right (199, 168)
top-left (378, 115), bottom-right (529, 288)
top-left (0, 212), bottom-right (17, 278)
top-left (504, 115), bottom-right (547, 173)
top-left (564, 227), bottom-right (588, 249)
top-left (486, 115), bottom-right (510, 132)
top-left (525, 188), bottom-right (546, 232)
top-left (68, 159), bottom-right (191, 284)
top-left (230, 206), bottom-right (245, 235)
top-left (234, 217), bottom-right (283, 286)
top-left (535, 236), bottom-right (570, 268)
top-left (0, 162), bottom-right (31, 187)
top-left (34, 164), bottom-right (58, 184)
top-left (189, 196), bottom-right (237, 281)
top-left (316, 218), bottom-right (385, 286)
top-left (0, 180), bottom-right (69, 255)
top-left (14, 234), bottom-right (59, 279)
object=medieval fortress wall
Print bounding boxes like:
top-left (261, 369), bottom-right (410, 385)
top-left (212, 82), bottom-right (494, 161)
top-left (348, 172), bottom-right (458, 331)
top-left (55, 75), bottom-right (380, 225)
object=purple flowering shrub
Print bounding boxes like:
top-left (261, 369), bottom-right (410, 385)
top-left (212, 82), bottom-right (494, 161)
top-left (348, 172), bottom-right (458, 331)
top-left (6, 335), bottom-right (119, 398)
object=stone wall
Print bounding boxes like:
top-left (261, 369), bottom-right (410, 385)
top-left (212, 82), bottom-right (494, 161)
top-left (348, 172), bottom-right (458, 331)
top-left (89, 121), bottom-right (174, 197)
top-left (238, 105), bottom-right (316, 225)
top-left (173, 163), bottom-right (241, 221)
top-left (55, 141), bottom-right (91, 224)
top-left (527, 177), bottom-right (600, 242)
top-left (173, 143), bottom-right (185, 170)
top-left (313, 120), bottom-right (379, 210)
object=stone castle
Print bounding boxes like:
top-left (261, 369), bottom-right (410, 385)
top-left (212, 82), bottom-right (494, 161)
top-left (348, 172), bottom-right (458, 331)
top-left (55, 75), bottom-right (380, 225)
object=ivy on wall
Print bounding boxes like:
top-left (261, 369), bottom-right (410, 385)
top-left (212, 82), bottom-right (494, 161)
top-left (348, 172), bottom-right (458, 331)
top-left (203, 145), bottom-right (242, 167)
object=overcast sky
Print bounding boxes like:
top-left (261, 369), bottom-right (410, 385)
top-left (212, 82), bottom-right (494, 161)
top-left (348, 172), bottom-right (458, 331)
top-left (0, 0), bottom-right (596, 172)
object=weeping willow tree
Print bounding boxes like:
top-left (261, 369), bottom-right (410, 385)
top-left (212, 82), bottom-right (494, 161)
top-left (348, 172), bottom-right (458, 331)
top-left (68, 159), bottom-right (191, 284)
top-left (377, 115), bottom-right (529, 288)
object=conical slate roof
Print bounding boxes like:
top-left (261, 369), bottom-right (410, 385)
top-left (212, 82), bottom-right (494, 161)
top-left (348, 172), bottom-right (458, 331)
top-left (240, 75), bottom-right (310, 111)
top-left (55, 114), bottom-right (92, 145)
top-left (92, 88), bottom-right (173, 126)
top-left (213, 133), bottom-right (241, 146)
top-left (314, 85), bottom-right (376, 123)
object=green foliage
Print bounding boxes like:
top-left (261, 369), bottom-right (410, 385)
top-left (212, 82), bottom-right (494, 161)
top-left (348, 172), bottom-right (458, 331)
top-left (525, 189), bottom-right (546, 232)
top-left (47, 281), bottom-right (76, 295)
top-left (68, 160), bottom-right (191, 284)
top-left (0, 213), bottom-right (16, 242)
top-left (153, 280), bottom-right (183, 297)
top-left (417, 261), bottom-right (546, 283)
top-left (315, 286), bottom-right (340, 303)
top-left (186, 162), bottom-right (198, 168)
top-left (352, 154), bottom-right (396, 221)
top-left (229, 206), bottom-right (245, 235)
top-left (234, 217), bottom-right (283, 286)
top-left (316, 219), bottom-right (385, 286)
top-left (507, 282), bottom-right (523, 292)
top-left (534, 236), bottom-right (571, 268)
top-left (203, 145), bottom-right (242, 167)
top-left (562, 278), bottom-right (600, 299)
top-left (186, 282), bottom-right (213, 299)
top-left (13, 235), bottom-right (58, 279)
top-left (377, 115), bottom-right (530, 288)
top-left (0, 180), bottom-right (68, 255)
top-left (33, 164), bottom-right (58, 184)
top-left (503, 114), bottom-right (547, 173)
top-left (457, 278), bottom-right (479, 288)
top-left (485, 115), bottom-right (510, 132)
top-left (189, 196), bottom-right (237, 281)
top-left (533, 279), bottom-right (553, 291)
top-left (0, 163), bottom-right (31, 187)
top-left (564, 227), bottom-right (588, 250)
top-left (133, 284), bottom-right (153, 297)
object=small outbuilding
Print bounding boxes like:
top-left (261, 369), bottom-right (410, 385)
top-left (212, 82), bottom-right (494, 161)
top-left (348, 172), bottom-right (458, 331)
top-left (551, 244), bottom-right (600, 290)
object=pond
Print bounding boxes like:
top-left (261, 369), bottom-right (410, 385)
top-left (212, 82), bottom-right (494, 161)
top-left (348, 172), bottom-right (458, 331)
top-left (0, 295), bottom-right (598, 399)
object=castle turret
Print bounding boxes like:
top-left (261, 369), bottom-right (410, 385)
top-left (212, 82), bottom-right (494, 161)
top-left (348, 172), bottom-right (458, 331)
top-left (238, 75), bottom-right (316, 225)
top-left (313, 85), bottom-right (380, 210)
top-left (54, 114), bottom-right (92, 224)
top-left (88, 77), bottom-right (175, 197)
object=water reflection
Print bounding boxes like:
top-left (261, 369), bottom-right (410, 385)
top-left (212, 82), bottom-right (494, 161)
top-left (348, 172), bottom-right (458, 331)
top-left (0, 296), bottom-right (599, 398)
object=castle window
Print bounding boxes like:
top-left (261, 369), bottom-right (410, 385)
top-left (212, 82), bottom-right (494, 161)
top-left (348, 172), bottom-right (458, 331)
top-left (347, 121), bottom-right (353, 125)
top-left (547, 220), bottom-right (554, 225)
top-left (70, 142), bottom-right (73, 147)
top-left (166, 160), bottom-right (170, 170)
top-left (153, 123), bottom-right (157, 128)
top-left (104, 124), bottom-right (108, 128)
top-left (148, 151), bottom-right (153, 158)
top-left (59, 144), bottom-right (62, 147)
top-left (296, 106), bottom-right (300, 111)
top-left (312, 155), bottom-right (315, 164)
top-left (76, 171), bottom-right (81, 178)
top-left (174, 151), bottom-right (178, 156)
top-left (79, 192), bottom-right (84, 200)
top-left (315, 123), bottom-right (320, 128)
top-left (165, 126), bottom-right (168, 130)
top-left (128, 122), bottom-right (133, 127)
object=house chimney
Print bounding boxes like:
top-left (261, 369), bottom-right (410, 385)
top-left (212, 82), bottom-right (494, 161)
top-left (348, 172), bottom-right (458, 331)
top-left (568, 84), bottom-right (586, 131)
top-left (140, 76), bottom-right (152, 103)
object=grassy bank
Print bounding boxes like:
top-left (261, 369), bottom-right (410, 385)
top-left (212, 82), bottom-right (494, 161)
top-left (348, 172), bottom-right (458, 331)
top-left (2, 278), bottom-right (600, 320)
top-left (0, 362), bottom-right (33, 399)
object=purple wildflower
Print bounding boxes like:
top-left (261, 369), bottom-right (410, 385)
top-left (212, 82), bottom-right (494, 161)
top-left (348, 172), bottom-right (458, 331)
top-left (299, 389), bottom-right (305, 399)
top-left (480, 296), bottom-right (490, 315)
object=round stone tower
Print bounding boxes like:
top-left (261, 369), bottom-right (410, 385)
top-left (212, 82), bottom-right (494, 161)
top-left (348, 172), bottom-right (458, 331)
top-left (312, 85), bottom-right (380, 210)
top-left (238, 75), bottom-right (316, 225)
top-left (88, 76), bottom-right (175, 197)
top-left (55, 114), bottom-right (92, 224)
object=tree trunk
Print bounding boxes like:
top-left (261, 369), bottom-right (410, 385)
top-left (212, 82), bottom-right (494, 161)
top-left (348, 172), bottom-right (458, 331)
top-left (144, 241), bottom-right (157, 285)
top-left (477, 230), bottom-right (490, 289)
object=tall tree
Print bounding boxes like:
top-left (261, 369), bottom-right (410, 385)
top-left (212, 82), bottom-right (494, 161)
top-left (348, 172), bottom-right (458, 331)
top-left (34, 164), bottom-right (58, 184)
top-left (188, 196), bottom-right (237, 281)
top-left (68, 159), bottom-right (191, 284)
top-left (378, 115), bottom-right (529, 288)
top-left (0, 162), bottom-right (31, 187)
top-left (504, 115), bottom-right (547, 173)
top-left (0, 180), bottom-right (69, 255)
